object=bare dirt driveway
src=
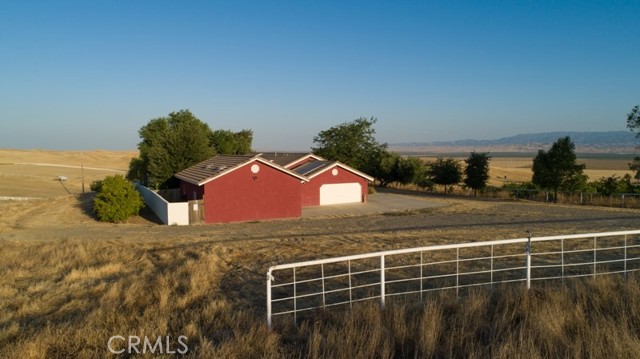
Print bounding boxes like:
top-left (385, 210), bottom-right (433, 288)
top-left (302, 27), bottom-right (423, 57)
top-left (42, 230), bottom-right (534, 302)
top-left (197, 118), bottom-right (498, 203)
top-left (302, 192), bottom-right (445, 218)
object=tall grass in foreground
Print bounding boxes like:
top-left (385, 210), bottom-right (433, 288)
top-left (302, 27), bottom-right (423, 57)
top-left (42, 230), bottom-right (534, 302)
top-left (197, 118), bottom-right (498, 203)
top-left (283, 277), bottom-right (640, 358)
top-left (2, 237), bottom-right (640, 358)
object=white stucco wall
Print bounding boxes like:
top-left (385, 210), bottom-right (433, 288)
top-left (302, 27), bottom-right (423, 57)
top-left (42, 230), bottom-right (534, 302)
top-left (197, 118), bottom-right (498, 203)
top-left (136, 184), bottom-right (189, 225)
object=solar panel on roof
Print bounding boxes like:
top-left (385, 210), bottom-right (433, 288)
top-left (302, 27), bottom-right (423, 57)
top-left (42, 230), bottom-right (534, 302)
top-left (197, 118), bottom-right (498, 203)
top-left (295, 161), bottom-right (329, 176)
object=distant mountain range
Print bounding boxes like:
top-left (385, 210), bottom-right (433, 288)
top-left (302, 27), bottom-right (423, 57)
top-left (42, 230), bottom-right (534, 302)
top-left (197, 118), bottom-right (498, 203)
top-left (391, 131), bottom-right (638, 153)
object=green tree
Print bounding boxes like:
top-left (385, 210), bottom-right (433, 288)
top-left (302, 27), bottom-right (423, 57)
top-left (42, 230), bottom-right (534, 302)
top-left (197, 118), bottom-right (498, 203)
top-left (563, 171), bottom-right (589, 192)
top-left (626, 104), bottom-right (640, 136)
top-left (629, 157), bottom-right (640, 180)
top-left (312, 117), bottom-right (388, 173)
top-left (129, 110), bottom-right (215, 188)
top-left (626, 104), bottom-right (640, 178)
top-left (593, 174), bottom-right (638, 195)
top-left (396, 156), bottom-right (428, 185)
top-left (126, 157), bottom-right (146, 183)
top-left (464, 152), bottom-right (491, 196)
top-left (210, 129), bottom-right (253, 154)
top-left (233, 129), bottom-right (253, 154)
top-left (429, 157), bottom-right (462, 194)
top-left (90, 179), bottom-right (103, 192)
top-left (368, 151), bottom-right (400, 187)
top-left (601, 176), bottom-right (619, 196)
top-left (532, 136), bottom-right (586, 203)
top-left (620, 174), bottom-right (638, 193)
top-left (93, 175), bottom-right (144, 223)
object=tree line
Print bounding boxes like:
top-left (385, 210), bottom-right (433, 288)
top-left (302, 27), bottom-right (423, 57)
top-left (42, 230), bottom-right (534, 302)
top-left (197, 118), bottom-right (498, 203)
top-left (312, 117), bottom-right (492, 195)
top-left (312, 117), bottom-right (640, 202)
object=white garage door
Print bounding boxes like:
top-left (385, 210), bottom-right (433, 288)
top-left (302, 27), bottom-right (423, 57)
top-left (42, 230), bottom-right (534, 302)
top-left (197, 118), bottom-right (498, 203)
top-left (319, 183), bottom-right (362, 205)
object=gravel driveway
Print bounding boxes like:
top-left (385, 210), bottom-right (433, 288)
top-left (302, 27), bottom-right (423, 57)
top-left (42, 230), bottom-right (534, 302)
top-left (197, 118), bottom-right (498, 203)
top-left (302, 192), bottom-right (444, 218)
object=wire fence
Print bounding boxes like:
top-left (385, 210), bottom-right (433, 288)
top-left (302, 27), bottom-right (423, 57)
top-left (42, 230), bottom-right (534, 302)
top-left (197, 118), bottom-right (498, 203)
top-left (492, 188), bottom-right (640, 208)
top-left (383, 184), bottom-right (640, 209)
top-left (266, 230), bottom-right (640, 328)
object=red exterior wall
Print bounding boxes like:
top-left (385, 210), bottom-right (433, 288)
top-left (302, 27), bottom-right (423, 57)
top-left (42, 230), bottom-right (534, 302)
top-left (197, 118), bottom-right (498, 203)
top-left (180, 181), bottom-right (204, 201)
top-left (202, 160), bottom-right (303, 223)
top-left (301, 166), bottom-right (369, 207)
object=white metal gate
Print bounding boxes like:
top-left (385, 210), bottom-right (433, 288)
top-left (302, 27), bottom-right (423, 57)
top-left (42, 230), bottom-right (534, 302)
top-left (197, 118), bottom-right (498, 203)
top-left (267, 230), bottom-right (640, 328)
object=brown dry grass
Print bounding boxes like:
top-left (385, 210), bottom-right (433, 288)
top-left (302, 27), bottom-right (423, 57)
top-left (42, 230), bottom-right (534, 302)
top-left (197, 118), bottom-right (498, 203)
top-left (2, 150), bottom-right (640, 358)
top-left (0, 149), bottom-right (136, 169)
top-left (287, 276), bottom-right (640, 358)
top-left (0, 149), bottom-right (136, 198)
top-left (2, 220), bottom-right (640, 358)
top-left (1, 192), bottom-right (639, 357)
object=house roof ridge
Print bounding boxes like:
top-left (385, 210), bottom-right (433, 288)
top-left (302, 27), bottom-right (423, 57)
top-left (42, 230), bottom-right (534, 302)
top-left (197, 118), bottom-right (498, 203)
top-left (304, 160), bottom-right (375, 181)
top-left (175, 153), bottom-right (310, 186)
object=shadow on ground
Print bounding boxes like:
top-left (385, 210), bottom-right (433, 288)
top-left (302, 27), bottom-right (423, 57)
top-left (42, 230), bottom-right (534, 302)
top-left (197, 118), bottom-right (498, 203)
top-left (75, 193), bottom-right (163, 225)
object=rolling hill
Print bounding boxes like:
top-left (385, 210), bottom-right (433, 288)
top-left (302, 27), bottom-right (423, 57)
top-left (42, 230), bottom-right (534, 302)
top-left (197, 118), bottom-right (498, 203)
top-left (391, 131), bottom-right (638, 153)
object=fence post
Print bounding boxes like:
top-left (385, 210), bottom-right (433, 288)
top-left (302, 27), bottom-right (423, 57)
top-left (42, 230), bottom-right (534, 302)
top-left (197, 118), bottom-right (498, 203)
top-left (561, 239), bottom-right (565, 284)
top-left (321, 263), bottom-right (326, 308)
top-left (490, 245), bottom-right (494, 290)
top-left (420, 251), bottom-right (423, 302)
top-left (526, 230), bottom-right (532, 290)
top-left (625, 234), bottom-right (628, 278)
top-left (348, 260), bottom-right (353, 308)
top-left (380, 255), bottom-right (386, 309)
top-left (456, 248), bottom-right (460, 296)
top-left (267, 270), bottom-right (273, 329)
top-left (593, 237), bottom-right (597, 277)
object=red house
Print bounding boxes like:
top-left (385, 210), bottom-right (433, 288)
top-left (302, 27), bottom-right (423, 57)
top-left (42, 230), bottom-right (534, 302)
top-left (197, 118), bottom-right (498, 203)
top-left (297, 161), bottom-right (373, 206)
top-left (174, 152), bottom-right (373, 224)
top-left (258, 152), bottom-right (374, 207)
top-left (175, 154), bottom-right (308, 223)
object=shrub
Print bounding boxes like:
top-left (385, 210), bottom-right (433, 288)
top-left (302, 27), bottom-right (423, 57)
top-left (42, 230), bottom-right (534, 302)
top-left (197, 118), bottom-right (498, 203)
top-left (93, 175), bottom-right (144, 223)
top-left (416, 178), bottom-right (434, 191)
top-left (89, 179), bottom-right (103, 192)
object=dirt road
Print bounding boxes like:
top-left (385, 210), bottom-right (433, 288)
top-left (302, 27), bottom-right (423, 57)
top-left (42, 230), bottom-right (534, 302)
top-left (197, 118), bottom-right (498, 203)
top-left (2, 193), bottom-right (637, 275)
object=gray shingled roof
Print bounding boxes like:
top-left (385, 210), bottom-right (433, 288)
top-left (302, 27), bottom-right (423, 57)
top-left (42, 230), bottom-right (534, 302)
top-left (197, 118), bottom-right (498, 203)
top-left (253, 152), bottom-right (311, 167)
top-left (175, 153), bottom-right (373, 186)
top-left (174, 154), bottom-right (256, 185)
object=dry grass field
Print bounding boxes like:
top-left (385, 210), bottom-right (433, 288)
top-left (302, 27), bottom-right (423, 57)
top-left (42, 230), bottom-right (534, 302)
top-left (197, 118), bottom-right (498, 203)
top-left (0, 149), bottom-right (632, 199)
top-left (0, 149), bottom-right (136, 198)
top-left (2, 149), bottom-right (640, 358)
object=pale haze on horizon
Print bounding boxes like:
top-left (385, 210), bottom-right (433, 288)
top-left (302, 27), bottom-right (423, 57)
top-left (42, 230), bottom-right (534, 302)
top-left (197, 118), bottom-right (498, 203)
top-left (1, 1), bottom-right (639, 151)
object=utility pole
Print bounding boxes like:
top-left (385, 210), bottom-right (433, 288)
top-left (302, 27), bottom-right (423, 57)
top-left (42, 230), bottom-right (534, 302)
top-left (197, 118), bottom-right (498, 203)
top-left (81, 152), bottom-right (85, 194)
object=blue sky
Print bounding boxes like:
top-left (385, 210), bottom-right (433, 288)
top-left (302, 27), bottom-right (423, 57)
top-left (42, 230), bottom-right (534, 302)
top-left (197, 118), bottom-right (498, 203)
top-left (1, 1), bottom-right (639, 151)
